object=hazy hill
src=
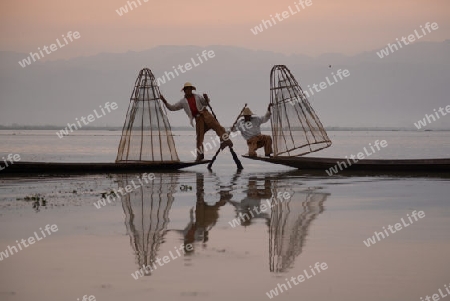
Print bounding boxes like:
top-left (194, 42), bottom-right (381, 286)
top-left (1, 40), bottom-right (449, 129)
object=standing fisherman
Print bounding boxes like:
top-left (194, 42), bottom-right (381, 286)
top-left (160, 82), bottom-right (233, 162)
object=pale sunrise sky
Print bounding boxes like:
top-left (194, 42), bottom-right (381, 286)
top-left (1, 0), bottom-right (449, 59)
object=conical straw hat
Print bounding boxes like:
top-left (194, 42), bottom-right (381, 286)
top-left (242, 107), bottom-right (254, 116)
top-left (181, 82), bottom-right (196, 91)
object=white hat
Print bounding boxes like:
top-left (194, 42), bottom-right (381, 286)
top-left (181, 82), bottom-right (196, 91)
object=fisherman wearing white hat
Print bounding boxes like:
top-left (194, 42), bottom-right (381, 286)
top-left (231, 104), bottom-right (273, 157)
top-left (160, 82), bottom-right (233, 161)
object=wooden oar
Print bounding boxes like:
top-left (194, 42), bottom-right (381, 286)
top-left (205, 98), bottom-right (244, 170)
top-left (202, 94), bottom-right (243, 170)
top-left (207, 102), bottom-right (247, 170)
top-left (230, 103), bottom-right (248, 131)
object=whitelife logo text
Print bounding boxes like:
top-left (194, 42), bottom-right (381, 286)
top-left (18, 31), bottom-right (81, 68)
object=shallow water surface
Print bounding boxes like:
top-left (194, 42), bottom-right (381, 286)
top-left (0, 170), bottom-right (449, 301)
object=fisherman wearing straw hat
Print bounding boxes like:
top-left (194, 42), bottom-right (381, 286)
top-left (160, 82), bottom-right (233, 162)
top-left (231, 104), bottom-right (273, 157)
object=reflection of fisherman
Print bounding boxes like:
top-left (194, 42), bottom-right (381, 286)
top-left (183, 174), bottom-right (230, 251)
top-left (231, 105), bottom-right (273, 157)
top-left (229, 177), bottom-right (272, 226)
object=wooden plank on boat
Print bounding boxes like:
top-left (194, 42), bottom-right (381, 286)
top-left (0, 161), bottom-right (211, 175)
top-left (243, 156), bottom-right (450, 173)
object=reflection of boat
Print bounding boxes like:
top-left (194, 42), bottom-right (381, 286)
top-left (269, 191), bottom-right (328, 273)
top-left (226, 173), bottom-right (329, 273)
top-left (120, 173), bottom-right (178, 275)
top-left (243, 156), bottom-right (450, 173)
top-left (4, 161), bottom-right (209, 175)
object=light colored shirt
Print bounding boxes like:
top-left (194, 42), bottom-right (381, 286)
top-left (164, 93), bottom-right (208, 127)
top-left (232, 110), bottom-right (271, 141)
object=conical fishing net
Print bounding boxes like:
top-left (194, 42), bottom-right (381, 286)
top-left (270, 65), bottom-right (332, 156)
top-left (116, 68), bottom-right (179, 162)
top-left (269, 191), bottom-right (328, 273)
top-left (121, 173), bottom-right (178, 275)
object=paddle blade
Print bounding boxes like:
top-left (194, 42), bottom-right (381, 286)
top-left (207, 148), bottom-right (222, 170)
top-left (229, 147), bottom-right (244, 170)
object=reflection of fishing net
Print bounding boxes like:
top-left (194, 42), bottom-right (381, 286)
top-left (270, 65), bottom-right (332, 157)
top-left (121, 173), bottom-right (178, 274)
top-left (116, 68), bottom-right (179, 162)
top-left (269, 192), bottom-right (328, 273)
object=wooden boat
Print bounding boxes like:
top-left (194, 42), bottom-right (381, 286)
top-left (0, 69), bottom-right (215, 176)
top-left (243, 156), bottom-right (450, 173)
top-left (243, 65), bottom-right (450, 175)
top-left (0, 160), bottom-right (210, 175)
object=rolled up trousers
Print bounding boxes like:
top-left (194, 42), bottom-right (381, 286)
top-left (247, 134), bottom-right (273, 156)
top-left (195, 110), bottom-right (227, 154)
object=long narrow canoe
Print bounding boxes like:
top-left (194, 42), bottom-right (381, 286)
top-left (0, 161), bottom-right (210, 175)
top-left (243, 156), bottom-right (450, 173)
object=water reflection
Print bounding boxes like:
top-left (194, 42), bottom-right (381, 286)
top-left (269, 191), bottom-right (328, 273)
top-left (120, 172), bottom-right (329, 275)
top-left (228, 176), bottom-right (273, 226)
top-left (182, 173), bottom-right (229, 251)
top-left (120, 173), bottom-right (178, 276)
top-left (227, 175), bottom-right (329, 272)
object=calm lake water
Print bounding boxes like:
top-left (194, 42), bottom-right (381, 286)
top-left (0, 130), bottom-right (449, 301)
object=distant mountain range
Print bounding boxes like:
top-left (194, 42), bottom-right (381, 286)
top-left (1, 41), bottom-right (449, 129)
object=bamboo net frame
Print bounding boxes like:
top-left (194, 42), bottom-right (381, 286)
top-left (116, 68), bottom-right (179, 163)
top-left (269, 191), bottom-right (328, 273)
top-left (270, 65), bottom-right (332, 157)
top-left (121, 173), bottom-right (178, 275)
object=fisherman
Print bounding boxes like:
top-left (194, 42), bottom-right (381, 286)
top-left (160, 82), bottom-right (233, 162)
top-left (231, 104), bottom-right (273, 157)
top-left (227, 177), bottom-right (272, 227)
top-left (183, 173), bottom-right (230, 252)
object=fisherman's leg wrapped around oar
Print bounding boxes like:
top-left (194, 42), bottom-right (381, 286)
top-left (204, 97), bottom-right (244, 170)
